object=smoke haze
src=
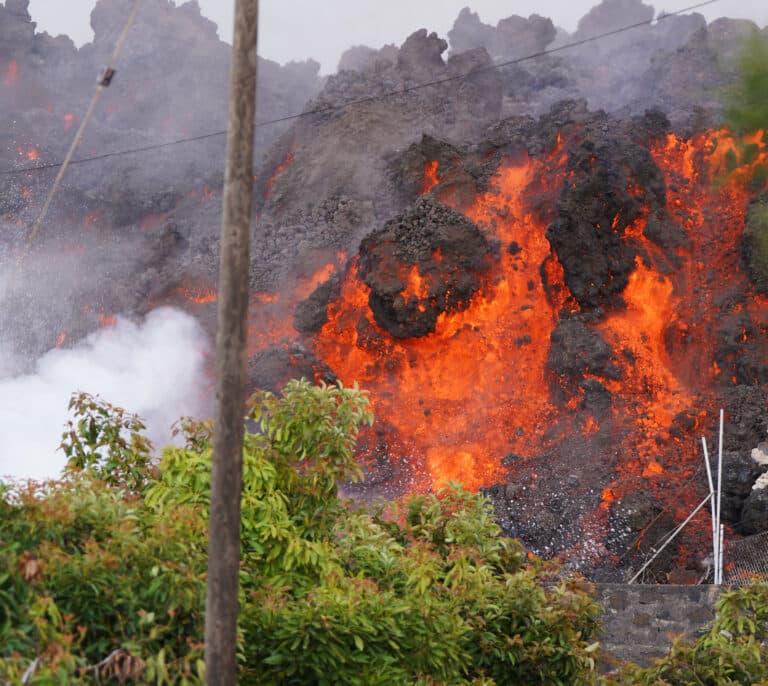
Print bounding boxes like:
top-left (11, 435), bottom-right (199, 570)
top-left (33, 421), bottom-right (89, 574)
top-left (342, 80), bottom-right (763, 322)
top-left (0, 307), bottom-right (211, 482)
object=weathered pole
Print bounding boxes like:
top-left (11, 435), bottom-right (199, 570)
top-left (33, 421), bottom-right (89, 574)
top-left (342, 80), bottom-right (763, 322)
top-left (205, 1), bottom-right (258, 683)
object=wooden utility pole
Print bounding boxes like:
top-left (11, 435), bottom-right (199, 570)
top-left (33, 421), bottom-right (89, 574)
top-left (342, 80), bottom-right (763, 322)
top-left (205, 1), bottom-right (258, 684)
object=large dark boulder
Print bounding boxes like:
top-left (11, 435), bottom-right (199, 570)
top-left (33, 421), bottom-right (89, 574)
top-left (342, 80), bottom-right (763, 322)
top-left (740, 486), bottom-right (768, 535)
top-left (293, 275), bottom-right (341, 334)
top-left (548, 319), bottom-right (617, 382)
top-left (544, 116), bottom-right (667, 309)
top-left (247, 343), bottom-right (336, 393)
top-left (701, 450), bottom-right (768, 523)
top-left (358, 197), bottom-right (491, 338)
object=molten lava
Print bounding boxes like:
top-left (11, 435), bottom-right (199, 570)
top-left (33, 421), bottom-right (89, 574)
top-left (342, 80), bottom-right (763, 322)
top-left (421, 160), bottom-right (440, 194)
top-left (178, 286), bottom-right (217, 305)
top-left (248, 256), bottom-right (344, 354)
top-left (265, 148), bottom-right (295, 202)
top-left (314, 150), bottom-right (572, 490)
top-left (242, 126), bottom-right (767, 566)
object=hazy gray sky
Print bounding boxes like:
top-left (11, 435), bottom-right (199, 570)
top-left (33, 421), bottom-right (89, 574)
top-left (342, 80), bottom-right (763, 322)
top-left (28, 0), bottom-right (768, 73)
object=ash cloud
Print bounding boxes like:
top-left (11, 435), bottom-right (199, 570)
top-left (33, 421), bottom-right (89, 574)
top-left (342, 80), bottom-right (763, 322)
top-left (0, 307), bottom-right (210, 482)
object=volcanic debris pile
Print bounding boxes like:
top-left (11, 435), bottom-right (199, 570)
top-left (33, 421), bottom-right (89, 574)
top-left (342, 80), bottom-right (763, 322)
top-left (2, 0), bottom-right (768, 580)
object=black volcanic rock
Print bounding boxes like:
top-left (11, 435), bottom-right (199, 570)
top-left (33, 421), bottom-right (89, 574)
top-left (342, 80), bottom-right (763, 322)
top-left (580, 378), bottom-right (612, 419)
top-left (719, 386), bottom-right (768, 454)
top-left (548, 319), bottom-right (616, 381)
top-left (544, 115), bottom-right (667, 309)
top-left (358, 197), bottom-right (490, 338)
top-left (715, 310), bottom-right (768, 386)
top-left (390, 134), bottom-right (465, 202)
top-left (293, 274), bottom-right (341, 334)
top-left (247, 342), bottom-right (336, 394)
top-left (701, 450), bottom-right (768, 524)
top-left (740, 486), bottom-right (768, 535)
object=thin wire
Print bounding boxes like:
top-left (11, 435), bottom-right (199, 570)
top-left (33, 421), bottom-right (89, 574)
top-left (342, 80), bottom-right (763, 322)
top-left (24, 0), bottom-right (143, 246)
top-left (2, 0), bottom-right (721, 179)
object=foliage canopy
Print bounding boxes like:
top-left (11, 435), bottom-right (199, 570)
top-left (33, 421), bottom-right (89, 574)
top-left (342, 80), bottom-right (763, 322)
top-left (1, 380), bottom-right (603, 685)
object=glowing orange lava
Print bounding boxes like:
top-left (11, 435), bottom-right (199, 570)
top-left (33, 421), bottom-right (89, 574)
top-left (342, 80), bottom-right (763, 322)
top-left (314, 150), bottom-right (570, 491)
top-left (178, 286), bottom-right (217, 304)
top-left (421, 160), bottom-right (439, 193)
top-left (17, 147), bottom-right (38, 161)
top-left (244, 125), bottom-right (766, 520)
top-left (247, 255), bottom-right (346, 354)
top-left (265, 148), bottom-right (295, 201)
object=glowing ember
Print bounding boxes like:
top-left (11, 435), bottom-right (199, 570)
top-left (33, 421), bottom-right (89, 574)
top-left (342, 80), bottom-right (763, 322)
top-left (17, 147), bottom-right (38, 161)
top-left (421, 160), bottom-right (440, 193)
top-left (179, 286), bottom-right (217, 304)
top-left (265, 148), bottom-right (295, 201)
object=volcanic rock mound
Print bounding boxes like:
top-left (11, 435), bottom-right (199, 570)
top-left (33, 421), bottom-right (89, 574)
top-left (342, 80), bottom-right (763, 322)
top-left (358, 197), bottom-right (491, 338)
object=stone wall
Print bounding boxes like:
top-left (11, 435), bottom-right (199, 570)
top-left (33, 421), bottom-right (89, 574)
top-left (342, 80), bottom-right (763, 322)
top-left (596, 584), bottom-right (721, 667)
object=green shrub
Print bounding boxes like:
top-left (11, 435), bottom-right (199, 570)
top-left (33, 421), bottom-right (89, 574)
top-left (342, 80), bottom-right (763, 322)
top-left (1, 379), bottom-right (602, 684)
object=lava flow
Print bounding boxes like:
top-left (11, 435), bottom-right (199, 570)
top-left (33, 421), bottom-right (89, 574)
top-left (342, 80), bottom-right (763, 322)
top-left (210, 120), bottom-right (768, 572)
top-left (239, 127), bottom-right (765, 504)
top-left (314, 148), bottom-right (573, 490)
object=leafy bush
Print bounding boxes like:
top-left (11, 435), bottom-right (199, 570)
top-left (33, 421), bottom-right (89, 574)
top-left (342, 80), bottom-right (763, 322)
top-left (1, 380), bottom-right (602, 684)
top-left (61, 392), bottom-right (154, 493)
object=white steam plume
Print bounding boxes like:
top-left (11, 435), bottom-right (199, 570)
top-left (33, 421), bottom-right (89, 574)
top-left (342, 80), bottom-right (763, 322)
top-left (0, 307), bottom-right (211, 482)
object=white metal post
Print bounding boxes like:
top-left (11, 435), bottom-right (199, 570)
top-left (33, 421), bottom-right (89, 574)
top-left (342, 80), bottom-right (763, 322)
top-left (715, 409), bottom-right (724, 584)
top-left (702, 437), bottom-right (719, 583)
top-left (719, 523), bottom-right (725, 584)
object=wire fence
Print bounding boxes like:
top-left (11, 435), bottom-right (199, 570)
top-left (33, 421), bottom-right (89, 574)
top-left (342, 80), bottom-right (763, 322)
top-left (724, 530), bottom-right (768, 585)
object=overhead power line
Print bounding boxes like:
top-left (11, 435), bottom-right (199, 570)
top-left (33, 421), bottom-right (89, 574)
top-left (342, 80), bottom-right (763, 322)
top-left (1, 0), bottom-right (721, 179)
